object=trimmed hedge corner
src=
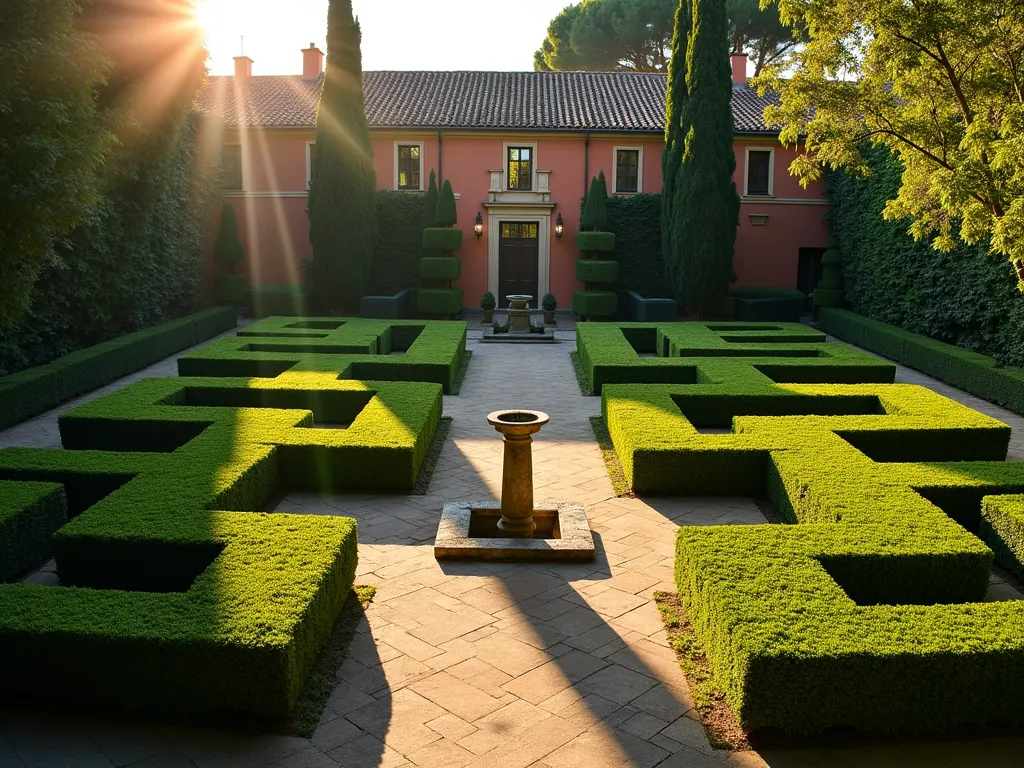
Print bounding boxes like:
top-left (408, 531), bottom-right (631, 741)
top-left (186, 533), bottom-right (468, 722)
top-left (0, 307), bottom-right (236, 430)
top-left (819, 308), bottom-right (1024, 414)
top-left (0, 481), bottom-right (66, 582)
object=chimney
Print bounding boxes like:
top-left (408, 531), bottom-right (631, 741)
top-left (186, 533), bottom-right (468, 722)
top-left (302, 43), bottom-right (324, 81)
top-left (234, 55), bottom-right (253, 80)
top-left (731, 51), bottom-right (748, 85)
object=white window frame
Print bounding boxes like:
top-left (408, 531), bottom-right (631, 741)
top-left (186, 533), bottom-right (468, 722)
top-left (305, 140), bottom-right (316, 189)
top-left (612, 146), bottom-right (643, 195)
top-left (744, 146), bottom-right (775, 196)
top-left (503, 141), bottom-right (538, 192)
top-left (222, 143), bottom-right (244, 192)
top-left (393, 141), bottom-right (425, 191)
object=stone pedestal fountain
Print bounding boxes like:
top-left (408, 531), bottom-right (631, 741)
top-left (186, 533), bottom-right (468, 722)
top-left (481, 296), bottom-right (556, 344)
top-left (434, 410), bottom-right (594, 561)
top-left (506, 295), bottom-right (533, 333)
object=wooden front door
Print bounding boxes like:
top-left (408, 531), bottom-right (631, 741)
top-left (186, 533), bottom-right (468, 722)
top-left (498, 222), bottom-right (540, 308)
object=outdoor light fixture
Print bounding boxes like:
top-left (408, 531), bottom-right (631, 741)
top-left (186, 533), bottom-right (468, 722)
top-left (555, 213), bottom-right (564, 239)
top-left (749, 213), bottom-right (769, 227)
top-left (474, 212), bottom-right (484, 239)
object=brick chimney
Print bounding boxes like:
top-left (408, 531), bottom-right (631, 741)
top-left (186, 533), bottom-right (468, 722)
top-left (302, 43), bottom-right (324, 80)
top-left (234, 55), bottom-right (253, 80)
top-left (731, 51), bottom-right (748, 85)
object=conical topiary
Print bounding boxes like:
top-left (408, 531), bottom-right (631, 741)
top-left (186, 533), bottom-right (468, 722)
top-left (436, 179), bottom-right (457, 227)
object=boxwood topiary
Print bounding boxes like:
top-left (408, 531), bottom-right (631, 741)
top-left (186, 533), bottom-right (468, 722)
top-left (422, 227), bottom-right (464, 252)
top-left (575, 259), bottom-right (619, 284)
top-left (575, 231), bottom-right (616, 253)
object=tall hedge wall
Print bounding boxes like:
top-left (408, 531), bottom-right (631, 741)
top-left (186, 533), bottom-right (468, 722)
top-left (827, 146), bottom-right (1024, 367)
top-left (604, 194), bottom-right (668, 297)
top-left (0, 112), bottom-right (218, 377)
top-left (366, 190), bottom-right (426, 296)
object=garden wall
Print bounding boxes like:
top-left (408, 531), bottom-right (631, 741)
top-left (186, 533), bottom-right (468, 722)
top-left (827, 146), bottom-right (1024, 367)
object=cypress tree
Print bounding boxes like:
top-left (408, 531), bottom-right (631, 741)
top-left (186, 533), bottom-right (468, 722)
top-left (670, 0), bottom-right (740, 317)
top-left (214, 203), bottom-right (245, 274)
top-left (436, 180), bottom-right (457, 227)
top-left (661, 0), bottom-right (690, 299)
top-left (308, 0), bottom-right (377, 313)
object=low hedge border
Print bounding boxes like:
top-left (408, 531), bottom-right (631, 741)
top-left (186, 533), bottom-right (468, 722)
top-left (179, 317), bottom-right (467, 394)
top-left (819, 308), bottom-right (1024, 414)
top-left (0, 307), bottom-right (236, 431)
top-left (980, 495), bottom-right (1024, 580)
top-left (0, 481), bottom-right (66, 582)
top-left (577, 321), bottom-right (895, 394)
top-left (599, 367), bottom-right (1024, 734)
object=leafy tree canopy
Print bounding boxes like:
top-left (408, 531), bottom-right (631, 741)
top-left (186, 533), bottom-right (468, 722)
top-left (759, 0), bottom-right (1024, 282)
top-left (535, 0), bottom-right (796, 76)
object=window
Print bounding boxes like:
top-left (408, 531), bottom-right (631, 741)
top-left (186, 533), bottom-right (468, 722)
top-left (614, 148), bottom-right (642, 194)
top-left (222, 145), bottom-right (242, 191)
top-left (500, 222), bottom-right (538, 239)
top-left (745, 149), bottom-right (773, 196)
top-left (396, 144), bottom-right (421, 190)
top-left (306, 142), bottom-right (316, 189)
top-left (507, 146), bottom-right (533, 190)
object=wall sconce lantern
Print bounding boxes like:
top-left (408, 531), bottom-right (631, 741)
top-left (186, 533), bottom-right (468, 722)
top-left (748, 213), bottom-right (770, 227)
top-left (474, 212), bottom-right (484, 239)
top-left (555, 213), bottom-right (564, 239)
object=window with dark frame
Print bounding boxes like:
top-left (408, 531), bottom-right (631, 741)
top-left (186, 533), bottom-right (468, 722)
top-left (397, 144), bottom-right (421, 190)
top-left (615, 149), bottom-right (640, 193)
top-left (746, 150), bottom-right (772, 195)
top-left (222, 145), bottom-right (242, 191)
top-left (507, 146), bottom-right (532, 190)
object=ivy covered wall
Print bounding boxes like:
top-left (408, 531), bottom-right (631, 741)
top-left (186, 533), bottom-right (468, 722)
top-left (827, 146), bottom-right (1024, 367)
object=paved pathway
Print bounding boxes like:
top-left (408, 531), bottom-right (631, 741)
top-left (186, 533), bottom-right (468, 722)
top-left (1, 324), bottom-right (1024, 767)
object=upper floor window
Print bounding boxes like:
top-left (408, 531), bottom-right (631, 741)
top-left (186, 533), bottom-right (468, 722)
top-left (745, 148), bottom-right (773, 196)
top-left (507, 146), bottom-right (532, 190)
top-left (222, 145), bottom-right (242, 191)
top-left (614, 148), bottom-right (642, 194)
top-left (396, 143), bottom-right (422, 190)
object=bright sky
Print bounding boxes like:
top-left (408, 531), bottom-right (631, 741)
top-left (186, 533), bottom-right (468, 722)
top-left (197, 0), bottom-right (567, 76)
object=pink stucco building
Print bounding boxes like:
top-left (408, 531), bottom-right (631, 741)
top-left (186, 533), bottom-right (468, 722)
top-left (198, 46), bottom-right (830, 307)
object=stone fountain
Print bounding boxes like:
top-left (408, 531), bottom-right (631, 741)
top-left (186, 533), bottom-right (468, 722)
top-left (434, 410), bottom-right (594, 560)
top-left (481, 295), bottom-right (556, 344)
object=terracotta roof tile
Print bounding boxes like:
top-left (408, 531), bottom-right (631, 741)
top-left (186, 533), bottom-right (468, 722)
top-left (198, 71), bottom-right (779, 134)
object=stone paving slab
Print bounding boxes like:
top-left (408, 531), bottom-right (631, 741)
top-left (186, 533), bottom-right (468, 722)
top-left (2, 324), bottom-right (1024, 766)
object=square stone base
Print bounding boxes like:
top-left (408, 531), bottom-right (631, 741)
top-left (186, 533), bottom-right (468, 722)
top-left (434, 501), bottom-right (594, 561)
top-left (481, 326), bottom-right (557, 343)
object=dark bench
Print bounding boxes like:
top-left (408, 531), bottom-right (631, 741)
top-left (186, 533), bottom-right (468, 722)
top-left (619, 291), bottom-right (678, 322)
top-left (360, 288), bottom-right (413, 319)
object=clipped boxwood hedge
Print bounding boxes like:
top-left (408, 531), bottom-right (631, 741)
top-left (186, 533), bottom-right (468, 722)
top-left (592, 321), bottom-right (1024, 735)
top-left (416, 289), bottom-right (464, 318)
top-left (572, 290), bottom-right (618, 319)
top-left (422, 228), bottom-right (464, 252)
top-left (577, 321), bottom-right (894, 394)
top-left (247, 284), bottom-right (312, 318)
top-left (576, 231), bottom-right (616, 253)
top-left (419, 257), bottom-right (461, 281)
top-left (731, 288), bottom-right (806, 301)
top-left (0, 307), bottom-right (236, 430)
top-left (819, 308), bottom-right (1024, 414)
top-left (981, 495), bottom-right (1024, 580)
top-left (575, 260), bottom-right (619, 285)
top-left (180, 317), bottom-right (467, 394)
top-left (0, 481), bottom-right (66, 582)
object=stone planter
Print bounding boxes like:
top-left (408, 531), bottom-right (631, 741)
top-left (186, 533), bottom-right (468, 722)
top-left (543, 310), bottom-right (555, 325)
top-left (482, 309), bottom-right (493, 323)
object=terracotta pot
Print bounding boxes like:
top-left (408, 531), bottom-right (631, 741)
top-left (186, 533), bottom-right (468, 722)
top-left (543, 310), bottom-right (555, 325)
top-left (482, 309), bottom-right (493, 323)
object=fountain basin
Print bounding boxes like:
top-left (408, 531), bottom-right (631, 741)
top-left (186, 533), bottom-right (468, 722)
top-left (434, 501), bottom-right (594, 561)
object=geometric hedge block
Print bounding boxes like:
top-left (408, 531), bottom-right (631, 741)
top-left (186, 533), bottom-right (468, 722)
top-left (575, 259), bottom-right (619, 284)
top-left (0, 481), bottom-right (66, 582)
top-left (577, 321), bottom-right (896, 394)
top-left (422, 227), bottom-right (464, 252)
top-left (416, 289), bottom-right (464, 317)
top-left (575, 231), bottom-right (616, 253)
top-left (594, 324), bottom-right (1024, 735)
top-left (572, 290), bottom-right (618, 319)
top-left (179, 317), bottom-right (467, 394)
top-left (419, 257), bottom-right (461, 281)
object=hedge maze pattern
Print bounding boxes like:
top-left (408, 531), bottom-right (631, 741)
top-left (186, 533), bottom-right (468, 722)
top-left (581, 321), bottom-right (1024, 735)
top-left (0, 318), bottom-right (464, 717)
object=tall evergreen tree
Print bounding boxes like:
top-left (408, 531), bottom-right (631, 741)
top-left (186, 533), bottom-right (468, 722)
top-left (421, 170), bottom-right (439, 256)
top-left (669, 0), bottom-right (739, 316)
top-left (661, 0), bottom-right (690, 300)
top-left (308, 0), bottom-right (377, 313)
